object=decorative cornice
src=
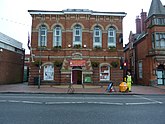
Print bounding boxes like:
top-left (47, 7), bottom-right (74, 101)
top-left (28, 9), bottom-right (127, 17)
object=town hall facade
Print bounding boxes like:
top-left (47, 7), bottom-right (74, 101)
top-left (28, 9), bottom-right (126, 85)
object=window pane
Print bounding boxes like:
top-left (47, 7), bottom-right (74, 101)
top-left (56, 30), bottom-right (60, 35)
top-left (41, 30), bottom-right (45, 35)
top-left (95, 31), bottom-right (99, 36)
top-left (56, 36), bottom-right (60, 42)
top-left (75, 36), bottom-right (80, 41)
top-left (95, 37), bottom-right (100, 42)
top-left (156, 41), bottom-right (159, 48)
top-left (41, 41), bottom-right (45, 46)
top-left (108, 37), bottom-right (114, 43)
top-left (160, 39), bottom-right (165, 48)
top-left (109, 31), bottom-right (113, 36)
top-left (76, 30), bottom-right (80, 35)
top-left (156, 34), bottom-right (159, 40)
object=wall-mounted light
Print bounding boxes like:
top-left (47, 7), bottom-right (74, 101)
top-left (0, 48), bottom-right (3, 52)
top-left (68, 44), bottom-right (71, 48)
top-left (83, 44), bottom-right (86, 48)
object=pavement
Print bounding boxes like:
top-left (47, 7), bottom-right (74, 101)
top-left (0, 82), bottom-right (165, 95)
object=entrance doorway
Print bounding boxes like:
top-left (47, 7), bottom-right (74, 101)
top-left (72, 67), bottom-right (82, 84)
top-left (157, 64), bottom-right (165, 85)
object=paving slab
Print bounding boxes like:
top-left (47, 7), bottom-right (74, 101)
top-left (0, 83), bottom-right (165, 95)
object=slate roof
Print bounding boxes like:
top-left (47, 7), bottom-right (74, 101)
top-left (0, 32), bottom-right (22, 49)
top-left (148, 0), bottom-right (165, 18)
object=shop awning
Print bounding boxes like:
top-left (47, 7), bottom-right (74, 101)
top-left (70, 60), bottom-right (86, 66)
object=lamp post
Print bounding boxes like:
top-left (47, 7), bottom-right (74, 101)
top-left (38, 13), bottom-right (44, 89)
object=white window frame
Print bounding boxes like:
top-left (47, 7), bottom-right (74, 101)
top-left (99, 65), bottom-right (110, 81)
top-left (38, 25), bottom-right (47, 47)
top-left (138, 61), bottom-right (143, 79)
top-left (93, 26), bottom-right (102, 48)
top-left (44, 64), bottom-right (54, 81)
top-left (73, 25), bottom-right (82, 46)
top-left (108, 27), bottom-right (116, 47)
top-left (155, 33), bottom-right (165, 49)
top-left (53, 25), bottom-right (62, 47)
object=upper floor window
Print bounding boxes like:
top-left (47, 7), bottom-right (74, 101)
top-left (39, 25), bottom-right (47, 47)
top-left (152, 33), bottom-right (165, 49)
top-left (152, 18), bottom-right (165, 25)
top-left (108, 27), bottom-right (116, 47)
top-left (73, 25), bottom-right (82, 46)
top-left (53, 25), bottom-right (62, 47)
top-left (93, 26), bottom-right (102, 48)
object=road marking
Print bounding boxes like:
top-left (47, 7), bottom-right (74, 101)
top-left (21, 101), bottom-right (42, 104)
top-left (133, 95), bottom-right (163, 104)
top-left (0, 100), bottom-right (42, 104)
top-left (0, 100), bottom-right (7, 102)
top-left (8, 100), bottom-right (20, 103)
top-left (125, 102), bottom-right (161, 105)
top-left (0, 94), bottom-right (163, 105)
top-left (45, 101), bottom-right (124, 105)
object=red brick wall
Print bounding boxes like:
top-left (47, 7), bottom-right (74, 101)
top-left (135, 33), bottom-right (157, 85)
top-left (29, 13), bottom-right (124, 85)
top-left (0, 49), bottom-right (24, 84)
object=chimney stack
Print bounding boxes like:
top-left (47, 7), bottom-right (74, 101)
top-left (136, 16), bottom-right (141, 34)
top-left (140, 9), bottom-right (147, 32)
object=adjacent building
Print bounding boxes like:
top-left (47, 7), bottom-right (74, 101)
top-left (0, 32), bottom-right (25, 84)
top-left (124, 0), bottom-right (165, 85)
top-left (24, 54), bottom-right (30, 82)
top-left (28, 9), bottom-right (126, 85)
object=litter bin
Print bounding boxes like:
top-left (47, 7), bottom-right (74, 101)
top-left (119, 82), bottom-right (128, 92)
top-left (34, 77), bottom-right (39, 85)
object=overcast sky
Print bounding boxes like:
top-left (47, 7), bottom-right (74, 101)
top-left (0, 0), bottom-right (164, 53)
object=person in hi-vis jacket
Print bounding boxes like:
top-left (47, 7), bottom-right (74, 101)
top-left (126, 72), bottom-right (132, 92)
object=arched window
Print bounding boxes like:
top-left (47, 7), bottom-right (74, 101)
top-left (39, 25), bottom-right (47, 47)
top-left (73, 25), bottom-right (82, 46)
top-left (53, 25), bottom-right (62, 47)
top-left (108, 27), bottom-right (116, 47)
top-left (93, 26), bottom-right (102, 48)
top-left (100, 64), bottom-right (110, 81)
top-left (44, 64), bottom-right (54, 81)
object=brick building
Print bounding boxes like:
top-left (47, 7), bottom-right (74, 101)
top-left (28, 9), bottom-right (126, 85)
top-left (124, 0), bottom-right (165, 85)
top-left (0, 32), bottom-right (25, 84)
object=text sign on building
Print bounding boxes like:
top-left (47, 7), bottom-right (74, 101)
top-left (70, 60), bottom-right (86, 66)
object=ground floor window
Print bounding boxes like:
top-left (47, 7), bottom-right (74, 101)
top-left (100, 64), bottom-right (110, 81)
top-left (44, 65), bottom-right (54, 80)
top-left (138, 61), bottom-right (143, 79)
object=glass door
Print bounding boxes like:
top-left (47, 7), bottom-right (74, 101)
top-left (157, 70), bottom-right (163, 85)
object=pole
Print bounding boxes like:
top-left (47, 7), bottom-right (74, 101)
top-left (38, 46), bottom-right (41, 89)
top-left (38, 13), bottom-right (43, 89)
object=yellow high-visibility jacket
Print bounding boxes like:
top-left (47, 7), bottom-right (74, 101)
top-left (127, 75), bottom-right (132, 83)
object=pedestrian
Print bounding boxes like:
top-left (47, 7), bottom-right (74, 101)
top-left (126, 71), bottom-right (133, 92)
